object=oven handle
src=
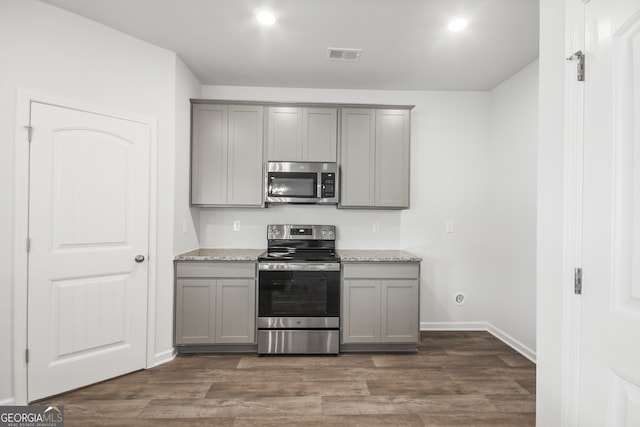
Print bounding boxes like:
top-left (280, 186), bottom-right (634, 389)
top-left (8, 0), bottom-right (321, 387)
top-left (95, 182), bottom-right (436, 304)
top-left (259, 262), bottom-right (341, 271)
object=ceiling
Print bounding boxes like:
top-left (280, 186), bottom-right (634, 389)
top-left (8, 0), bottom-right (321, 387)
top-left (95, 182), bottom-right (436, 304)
top-left (39, 0), bottom-right (539, 91)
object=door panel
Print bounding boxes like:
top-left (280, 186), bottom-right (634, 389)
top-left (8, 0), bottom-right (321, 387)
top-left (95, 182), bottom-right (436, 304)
top-left (303, 108), bottom-right (337, 162)
top-left (381, 280), bottom-right (419, 342)
top-left (579, 0), bottom-right (640, 424)
top-left (340, 109), bottom-right (375, 207)
top-left (216, 279), bottom-right (256, 343)
top-left (227, 105), bottom-right (263, 205)
top-left (342, 280), bottom-right (379, 343)
top-left (267, 107), bottom-right (302, 161)
top-left (191, 104), bottom-right (227, 204)
top-left (375, 109), bottom-right (410, 208)
top-left (28, 102), bottom-right (150, 401)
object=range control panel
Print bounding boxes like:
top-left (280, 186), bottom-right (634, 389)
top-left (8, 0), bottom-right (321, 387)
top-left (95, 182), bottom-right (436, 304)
top-left (267, 224), bottom-right (336, 241)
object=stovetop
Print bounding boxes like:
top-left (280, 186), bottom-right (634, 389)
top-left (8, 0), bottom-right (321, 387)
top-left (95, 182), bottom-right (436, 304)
top-left (259, 224), bottom-right (339, 263)
top-left (258, 248), bottom-right (339, 263)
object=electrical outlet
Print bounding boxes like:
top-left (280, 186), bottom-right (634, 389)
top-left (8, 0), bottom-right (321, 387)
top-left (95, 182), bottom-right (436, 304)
top-left (233, 220), bottom-right (241, 231)
top-left (373, 223), bottom-right (380, 233)
top-left (182, 220), bottom-right (188, 235)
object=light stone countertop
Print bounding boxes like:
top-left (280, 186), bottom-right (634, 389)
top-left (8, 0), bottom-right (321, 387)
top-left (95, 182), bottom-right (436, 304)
top-left (337, 249), bottom-right (422, 262)
top-left (175, 248), bottom-right (421, 262)
top-left (174, 248), bottom-right (265, 261)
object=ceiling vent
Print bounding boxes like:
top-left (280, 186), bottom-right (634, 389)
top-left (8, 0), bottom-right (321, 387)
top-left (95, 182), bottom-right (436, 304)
top-left (327, 48), bottom-right (362, 62)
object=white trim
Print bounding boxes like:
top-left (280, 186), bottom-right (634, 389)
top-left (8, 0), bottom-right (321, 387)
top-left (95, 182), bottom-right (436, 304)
top-left (12, 89), bottom-right (158, 404)
top-left (150, 349), bottom-right (176, 368)
top-left (0, 398), bottom-right (16, 406)
top-left (421, 321), bottom-right (488, 331)
top-left (561, 0), bottom-right (587, 425)
top-left (145, 118), bottom-right (159, 370)
top-left (421, 321), bottom-right (536, 363)
top-left (13, 90), bottom-right (31, 405)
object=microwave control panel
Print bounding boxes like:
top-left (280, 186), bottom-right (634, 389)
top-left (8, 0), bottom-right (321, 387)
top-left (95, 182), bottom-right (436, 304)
top-left (320, 173), bottom-right (335, 198)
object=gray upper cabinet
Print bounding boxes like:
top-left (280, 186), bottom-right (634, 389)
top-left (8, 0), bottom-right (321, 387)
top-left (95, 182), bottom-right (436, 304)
top-left (340, 108), bottom-right (411, 209)
top-left (267, 107), bottom-right (337, 162)
top-left (191, 104), bottom-right (264, 206)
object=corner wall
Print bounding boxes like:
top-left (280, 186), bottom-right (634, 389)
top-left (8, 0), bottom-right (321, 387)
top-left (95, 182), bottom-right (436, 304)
top-left (486, 60), bottom-right (539, 357)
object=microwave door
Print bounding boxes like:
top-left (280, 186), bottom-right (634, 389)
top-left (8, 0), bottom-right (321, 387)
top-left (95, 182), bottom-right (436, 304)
top-left (268, 172), bottom-right (317, 202)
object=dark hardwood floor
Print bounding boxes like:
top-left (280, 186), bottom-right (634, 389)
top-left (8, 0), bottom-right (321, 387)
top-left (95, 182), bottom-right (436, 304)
top-left (38, 331), bottom-right (536, 426)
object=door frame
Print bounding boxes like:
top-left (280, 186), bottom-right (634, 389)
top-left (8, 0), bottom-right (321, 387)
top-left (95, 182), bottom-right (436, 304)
top-left (561, 0), bottom-right (588, 424)
top-left (12, 90), bottom-right (159, 404)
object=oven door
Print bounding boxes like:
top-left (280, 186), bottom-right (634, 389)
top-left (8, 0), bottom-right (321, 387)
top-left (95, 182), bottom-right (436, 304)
top-left (258, 263), bottom-right (340, 319)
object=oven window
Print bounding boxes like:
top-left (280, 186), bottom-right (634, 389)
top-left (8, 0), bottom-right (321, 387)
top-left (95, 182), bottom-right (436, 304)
top-left (259, 270), bottom-right (339, 317)
top-left (268, 172), bottom-right (317, 198)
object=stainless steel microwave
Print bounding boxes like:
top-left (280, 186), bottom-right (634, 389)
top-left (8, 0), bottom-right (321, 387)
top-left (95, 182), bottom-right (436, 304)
top-left (265, 161), bottom-right (338, 204)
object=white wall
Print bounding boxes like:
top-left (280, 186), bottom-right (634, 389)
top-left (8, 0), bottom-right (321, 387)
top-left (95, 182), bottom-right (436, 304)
top-left (0, 0), bottom-right (179, 403)
top-left (486, 60), bottom-right (539, 355)
top-left (199, 85), bottom-right (495, 329)
top-left (173, 58), bottom-right (202, 255)
top-left (199, 76), bottom-right (539, 357)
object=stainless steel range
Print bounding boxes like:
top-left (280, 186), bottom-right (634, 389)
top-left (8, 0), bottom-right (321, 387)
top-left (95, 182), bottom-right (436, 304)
top-left (257, 224), bottom-right (340, 355)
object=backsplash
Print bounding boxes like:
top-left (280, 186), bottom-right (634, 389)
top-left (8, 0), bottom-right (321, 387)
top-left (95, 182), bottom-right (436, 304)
top-left (197, 204), bottom-right (403, 249)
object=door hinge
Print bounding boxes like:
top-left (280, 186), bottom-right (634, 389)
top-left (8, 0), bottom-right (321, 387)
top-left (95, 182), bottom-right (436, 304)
top-left (566, 50), bottom-right (585, 81)
top-left (24, 125), bottom-right (33, 142)
top-left (574, 267), bottom-right (583, 295)
top-left (25, 349), bottom-right (29, 364)
top-left (26, 237), bottom-right (30, 252)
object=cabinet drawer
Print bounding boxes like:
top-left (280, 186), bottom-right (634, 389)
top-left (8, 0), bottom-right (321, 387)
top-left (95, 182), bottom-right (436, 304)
top-left (343, 262), bottom-right (419, 279)
top-left (176, 262), bottom-right (256, 278)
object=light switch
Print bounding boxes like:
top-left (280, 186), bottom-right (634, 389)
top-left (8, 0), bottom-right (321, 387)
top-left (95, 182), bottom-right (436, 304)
top-left (446, 221), bottom-right (455, 233)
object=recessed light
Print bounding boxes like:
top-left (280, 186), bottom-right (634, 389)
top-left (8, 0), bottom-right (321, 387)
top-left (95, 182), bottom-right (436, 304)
top-left (448, 17), bottom-right (468, 32)
top-left (256, 10), bottom-right (276, 26)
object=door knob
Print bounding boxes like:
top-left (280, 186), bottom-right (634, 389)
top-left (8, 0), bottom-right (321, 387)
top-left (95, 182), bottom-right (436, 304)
top-left (135, 255), bottom-right (145, 263)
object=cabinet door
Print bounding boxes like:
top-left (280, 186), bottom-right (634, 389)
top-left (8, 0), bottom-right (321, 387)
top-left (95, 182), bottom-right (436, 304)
top-left (175, 279), bottom-right (216, 344)
top-left (342, 279), bottom-right (380, 343)
top-left (215, 279), bottom-right (256, 343)
top-left (227, 105), bottom-right (264, 206)
top-left (303, 108), bottom-right (337, 162)
top-left (340, 109), bottom-right (375, 207)
top-left (191, 104), bottom-right (228, 205)
top-left (375, 109), bottom-right (410, 208)
top-left (380, 279), bottom-right (419, 343)
top-left (267, 107), bottom-right (302, 161)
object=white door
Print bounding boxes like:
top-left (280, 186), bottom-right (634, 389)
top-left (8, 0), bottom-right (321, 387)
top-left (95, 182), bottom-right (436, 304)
top-left (27, 101), bottom-right (150, 401)
top-left (579, 0), bottom-right (640, 425)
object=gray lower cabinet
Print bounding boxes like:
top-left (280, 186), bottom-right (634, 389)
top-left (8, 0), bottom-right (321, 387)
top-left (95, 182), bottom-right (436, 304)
top-left (175, 261), bottom-right (256, 351)
top-left (191, 103), bottom-right (264, 207)
top-left (341, 262), bottom-right (419, 350)
top-left (340, 108), bottom-right (411, 209)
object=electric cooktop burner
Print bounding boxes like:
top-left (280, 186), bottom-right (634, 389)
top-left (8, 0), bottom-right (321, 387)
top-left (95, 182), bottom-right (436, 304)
top-left (258, 249), bottom-right (339, 262)
top-left (258, 224), bottom-right (339, 263)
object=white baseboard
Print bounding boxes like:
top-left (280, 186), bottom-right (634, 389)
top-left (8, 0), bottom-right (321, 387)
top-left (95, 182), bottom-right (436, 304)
top-left (421, 321), bottom-right (536, 363)
top-left (0, 397), bottom-right (16, 406)
top-left (149, 348), bottom-right (176, 368)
